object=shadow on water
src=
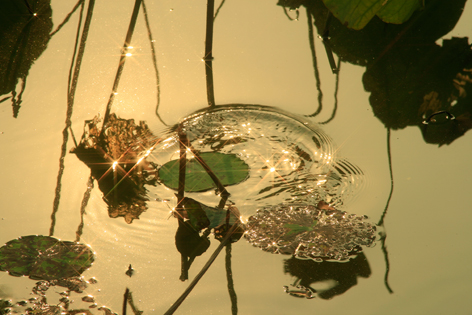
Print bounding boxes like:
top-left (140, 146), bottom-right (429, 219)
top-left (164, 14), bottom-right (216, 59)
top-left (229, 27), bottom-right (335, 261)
top-left (283, 253), bottom-right (371, 299)
top-left (284, 0), bottom-right (472, 146)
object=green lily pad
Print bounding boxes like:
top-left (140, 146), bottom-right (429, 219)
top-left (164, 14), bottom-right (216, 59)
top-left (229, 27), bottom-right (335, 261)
top-left (0, 235), bottom-right (94, 280)
top-left (322, 0), bottom-right (421, 30)
top-left (158, 152), bottom-right (250, 192)
top-left (0, 299), bottom-right (13, 315)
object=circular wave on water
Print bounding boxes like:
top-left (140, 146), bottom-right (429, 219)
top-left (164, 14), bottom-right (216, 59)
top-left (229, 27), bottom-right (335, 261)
top-left (147, 104), bottom-right (365, 217)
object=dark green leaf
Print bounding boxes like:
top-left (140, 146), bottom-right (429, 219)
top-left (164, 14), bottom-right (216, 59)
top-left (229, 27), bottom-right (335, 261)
top-left (0, 235), bottom-right (94, 280)
top-left (322, 0), bottom-right (421, 30)
top-left (158, 152), bottom-right (249, 192)
top-left (376, 0), bottom-right (421, 24)
top-left (322, 0), bottom-right (384, 30)
top-left (0, 299), bottom-right (13, 315)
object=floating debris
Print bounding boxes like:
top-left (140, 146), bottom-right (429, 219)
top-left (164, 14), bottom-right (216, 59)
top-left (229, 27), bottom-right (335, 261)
top-left (81, 295), bottom-right (95, 303)
top-left (126, 264), bottom-right (134, 277)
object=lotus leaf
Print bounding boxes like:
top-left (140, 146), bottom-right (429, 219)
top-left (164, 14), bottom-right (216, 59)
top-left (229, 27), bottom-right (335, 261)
top-left (158, 152), bottom-right (249, 192)
top-left (0, 235), bottom-right (94, 280)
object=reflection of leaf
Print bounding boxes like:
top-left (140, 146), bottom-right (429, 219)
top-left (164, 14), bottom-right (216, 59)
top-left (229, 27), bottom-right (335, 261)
top-left (322, 0), bottom-right (420, 30)
top-left (182, 198), bottom-right (211, 231)
top-left (181, 198), bottom-right (245, 243)
top-left (183, 197), bottom-right (239, 230)
top-left (0, 0), bottom-right (53, 117)
top-left (159, 152), bottom-right (249, 192)
top-left (0, 235), bottom-right (94, 280)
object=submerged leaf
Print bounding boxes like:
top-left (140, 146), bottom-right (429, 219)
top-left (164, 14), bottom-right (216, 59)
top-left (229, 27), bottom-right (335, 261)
top-left (158, 152), bottom-right (249, 192)
top-left (0, 235), bottom-right (94, 280)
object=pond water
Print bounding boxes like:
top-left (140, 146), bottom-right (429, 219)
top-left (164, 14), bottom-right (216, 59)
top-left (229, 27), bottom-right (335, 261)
top-left (1, 0), bottom-right (472, 314)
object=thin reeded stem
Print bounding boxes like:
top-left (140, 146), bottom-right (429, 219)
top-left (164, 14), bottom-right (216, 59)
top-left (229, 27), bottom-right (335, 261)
top-left (204, 0), bottom-right (216, 107)
top-left (142, 0), bottom-right (167, 126)
top-left (378, 128), bottom-right (394, 294)
top-left (226, 243), bottom-right (238, 314)
top-left (101, 0), bottom-right (142, 134)
top-left (50, 0), bottom-right (85, 37)
top-left (50, 0), bottom-right (94, 236)
top-left (378, 128), bottom-right (394, 226)
top-left (320, 56), bottom-right (341, 125)
top-left (214, 0), bottom-right (226, 20)
top-left (305, 10), bottom-right (323, 118)
top-left (75, 175), bottom-right (93, 242)
top-left (164, 223), bottom-right (242, 315)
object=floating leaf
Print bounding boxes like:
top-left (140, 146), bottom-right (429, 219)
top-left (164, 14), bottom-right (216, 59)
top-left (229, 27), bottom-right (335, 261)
top-left (0, 235), bottom-right (94, 280)
top-left (245, 203), bottom-right (377, 261)
top-left (158, 152), bottom-right (249, 192)
top-left (0, 299), bottom-right (13, 315)
top-left (322, 0), bottom-right (421, 30)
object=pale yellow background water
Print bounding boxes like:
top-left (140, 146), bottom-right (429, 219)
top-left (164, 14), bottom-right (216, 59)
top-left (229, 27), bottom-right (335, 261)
top-left (1, 1), bottom-right (472, 314)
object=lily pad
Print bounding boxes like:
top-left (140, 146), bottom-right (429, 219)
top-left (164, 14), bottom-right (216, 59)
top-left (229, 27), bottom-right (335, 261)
top-left (322, 0), bottom-right (421, 30)
top-left (0, 235), bottom-right (94, 280)
top-left (0, 299), bottom-right (13, 315)
top-left (158, 152), bottom-right (249, 192)
top-left (245, 203), bottom-right (377, 261)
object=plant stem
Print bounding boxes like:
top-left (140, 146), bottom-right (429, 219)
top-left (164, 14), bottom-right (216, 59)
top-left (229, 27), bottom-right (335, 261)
top-left (164, 223), bottom-right (241, 315)
top-left (101, 0), bottom-right (142, 135)
top-left (204, 0), bottom-right (216, 107)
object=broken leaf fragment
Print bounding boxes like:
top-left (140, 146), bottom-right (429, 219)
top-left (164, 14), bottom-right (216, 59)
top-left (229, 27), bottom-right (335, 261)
top-left (0, 235), bottom-right (94, 280)
top-left (158, 152), bottom-right (250, 192)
